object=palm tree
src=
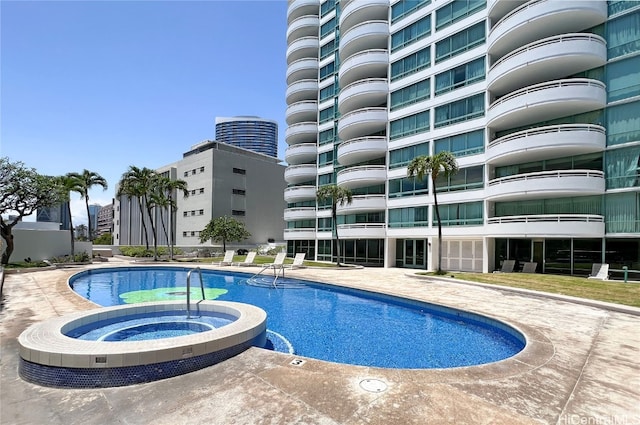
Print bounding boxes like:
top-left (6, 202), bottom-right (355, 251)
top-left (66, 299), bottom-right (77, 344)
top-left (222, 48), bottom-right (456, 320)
top-left (68, 170), bottom-right (108, 242)
top-left (152, 175), bottom-right (189, 260)
top-left (117, 166), bottom-right (156, 256)
top-left (407, 151), bottom-right (459, 274)
top-left (56, 174), bottom-right (82, 256)
top-left (316, 184), bottom-right (353, 267)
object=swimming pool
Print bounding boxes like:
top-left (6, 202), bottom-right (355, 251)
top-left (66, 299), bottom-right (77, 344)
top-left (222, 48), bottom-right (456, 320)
top-left (70, 266), bottom-right (526, 369)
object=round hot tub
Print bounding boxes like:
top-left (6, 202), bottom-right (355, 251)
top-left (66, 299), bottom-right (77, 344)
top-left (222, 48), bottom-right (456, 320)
top-left (18, 301), bottom-right (267, 388)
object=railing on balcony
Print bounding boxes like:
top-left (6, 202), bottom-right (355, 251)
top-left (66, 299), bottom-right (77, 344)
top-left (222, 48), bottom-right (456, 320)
top-left (488, 169), bottom-right (604, 187)
top-left (487, 214), bottom-right (604, 224)
top-left (488, 124), bottom-right (606, 149)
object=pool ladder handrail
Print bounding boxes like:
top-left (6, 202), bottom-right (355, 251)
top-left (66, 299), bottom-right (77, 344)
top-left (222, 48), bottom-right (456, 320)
top-left (186, 267), bottom-right (206, 318)
top-left (248, 264), bottom-right (285, 289)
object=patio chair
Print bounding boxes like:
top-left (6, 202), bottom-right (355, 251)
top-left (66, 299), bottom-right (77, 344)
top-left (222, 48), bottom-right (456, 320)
top-left (212, 250), bottom-right (235, 266)
top-left (588, 263), bottom-right (610, 280)
top-left (493, 259), bottom-right (515, 273)
top-left (284, 253), bottom-right (306, 269)
top-left (521, 262), bottom-right (537, 273)
top-left (232, 251), bottom-right (257, 267)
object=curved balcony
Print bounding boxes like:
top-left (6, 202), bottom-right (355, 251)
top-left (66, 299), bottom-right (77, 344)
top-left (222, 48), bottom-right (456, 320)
top-left (339, 49), bottom-right (388, 87)
top-left (336, 223), bottom-right (387, 238)
top-left (336, 165), bottom-right (387, 189)
top-left (285, 143), bottom-right (318, 165)
top-left (487, 79), bottom-right (606, 131)
top-left (336, 195), bottom-right (386, 214)
top-left (284, 228), bottom-right (317, 240)
top-left (286, 79), bottom-right (318, 105)
top-left (337, 136), bottom-right (387, 166)
top-left (287, 0), bottom-right (319, 24)
top-left (285, 122), bottom-right (317, 146)
top-left (337, 107), bottom-right (387, 141)
top-left (338, 78), bottom-right (388, 115)
top-left (285, 100), bottom-right (318, 125)
top-left (284, 185), bottom-right (317, 203)
top-left (284, 164), bottom-right (317, 184)
top-left (486, 214), bottom-right (604, 237)
top-left (486, 170), bottom-right (605, 201)
top-left (287, 15), bottom-right (320, 44)
top-left (339, 21), bottom-right (388, 61)
top-left (488, 0), bottom-right (607, 58)
top-left (287, 36), bottom-right (319, 64)
top-left (486, 124), bottom-right (605, 165)
top-left (488, 34), bottom-right (607, 96)
top-left (286, 58), bottom-right (319, 85)
top-left (340, 0), bottom-right (389, 34)
top-left (284, 207), bottom-right (317, 221)
top-left (488, 0), bottom-right (528, 21)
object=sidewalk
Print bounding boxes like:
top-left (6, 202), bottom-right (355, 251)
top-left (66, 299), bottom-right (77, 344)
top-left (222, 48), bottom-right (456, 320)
top-left (1, 264), bottom-right (639, 424)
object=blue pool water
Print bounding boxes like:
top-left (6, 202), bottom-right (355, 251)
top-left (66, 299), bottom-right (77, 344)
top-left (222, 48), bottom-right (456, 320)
top-left (70, 267), bottom-right (525, 369)
top-left (65, 312), bottom-right (235, 341)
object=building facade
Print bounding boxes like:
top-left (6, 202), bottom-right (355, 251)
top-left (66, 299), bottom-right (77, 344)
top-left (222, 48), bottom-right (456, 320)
top-left (284, 0), bottom-right (640, 276)
top-left (37, 202), bottom-right (71, 230)
top-left (96, 203), bottom-right (114, 236)
top-left (215, 116), bottom-right (279, 158)
top-left (114, 141), bottom-right (287, 249)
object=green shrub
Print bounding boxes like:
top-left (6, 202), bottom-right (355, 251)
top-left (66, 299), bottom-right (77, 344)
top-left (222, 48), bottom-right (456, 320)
top-left (49, 252), bottom-right (91, 263)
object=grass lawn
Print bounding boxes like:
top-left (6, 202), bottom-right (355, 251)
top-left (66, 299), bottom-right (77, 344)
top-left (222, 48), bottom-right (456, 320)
top-left (422, 272), bottom-right (640, 308)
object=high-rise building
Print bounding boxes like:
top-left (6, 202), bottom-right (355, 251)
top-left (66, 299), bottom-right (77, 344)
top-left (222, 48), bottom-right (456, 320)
top-left (284, 0), bottom-right (640, 276)
top-left (96, 203), bottom-right (114, 237)
top-left (37, 202), bottom-right (71, 230)
top-left (215, 116), bottom-right (279, 158)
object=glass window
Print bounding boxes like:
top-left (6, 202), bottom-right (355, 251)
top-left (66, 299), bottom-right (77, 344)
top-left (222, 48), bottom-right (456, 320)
top-left (321, 0), bottom-right (335, 17)
top-left (321, 17), bottom-right (336, 39)
top-left (605, 145), bottom-right (640, 189)
top-left (436, 165), bottom-right (483, 192)
top-left (435, 57), bottom-right (485, 96)
top-left (320, 62), bottom-right (335, 81)
top-left (320, 39), bottom-right (336, 60)
top-left (435, 21), bottom-right (485, 63)
top-left (436, 0), bottom-right (486, 30)
top-left (434, 129), bottom-right (484, 157)
top-left (390, 110), bottom-right (430, 140)
top-left (607, 55), bottom-right (640, 102)
top-left (606, 192), bottom-right (640, 233)
top-left (606, 100), bottom-right (640, 146)
top-left (389, 142), bottom-right (430, 169)
top-left (390, 79), bottom-right (430, 111)
top-left (434, 93), bottom-right (484, 128)
top-left (318, 150), bottom-right (334, 166)
top-left (318, 173), bottom-right (333, 186)
top-left (319, 128), bottom-right (334, 145)
top-left (319, 105), bottom-right (335, 124)
top-left (391, 0), bottom-right (431, 23)
top-left (391, 47), bottom-right (431, 82)
top-left (389, 176), bottom-right (429, 197)
top-left (391, 15), bottom-right (431, 52)
top-left (608, 1), bottom-right (640, 17)
top-left (320, 83), bottom-right (337, 102)
top-left (606, 11), bottom-right (640, 59)
top-left (436, 201), bottom-right (483, 226)
top-left (388, 207), bottom-right (430, 228)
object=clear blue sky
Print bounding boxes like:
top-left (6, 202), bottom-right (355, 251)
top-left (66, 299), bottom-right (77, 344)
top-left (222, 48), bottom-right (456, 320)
top-left (1, 0), bottom-right (288, 224)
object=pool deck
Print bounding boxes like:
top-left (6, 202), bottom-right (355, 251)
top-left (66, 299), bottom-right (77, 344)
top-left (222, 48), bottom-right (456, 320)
top-left (1, 259), bottom-right (639, 425)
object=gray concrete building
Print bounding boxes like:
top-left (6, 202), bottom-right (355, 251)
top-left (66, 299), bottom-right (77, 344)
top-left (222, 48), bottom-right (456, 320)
top-left (114, 141), bottom-right (286, 250)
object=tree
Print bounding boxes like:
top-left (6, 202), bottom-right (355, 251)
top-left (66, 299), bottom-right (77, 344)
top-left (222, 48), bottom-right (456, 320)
top-left (117, 166), bottom-right (156, 254)
top-left (316, 184), bottom-right (353, 267)
top-left (75, 224), bottom-right (89, 241)
top-left (56, 173), bottom-right (83, 256)
top-left (151, 175), bottom-right (188, 260)
top-left (68, 169), bottom-right (108, 242)
top-left (407, 151), bottom-right (459, 274)
top-left (0, 157), bottom-right (65, 265)
top-left (199, 216), bottom-right (251, 252)
top-left (93, 232), bottom-right (112, 245)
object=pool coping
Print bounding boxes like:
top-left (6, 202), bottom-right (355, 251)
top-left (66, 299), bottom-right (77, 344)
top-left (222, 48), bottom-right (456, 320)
top-left (18, 300), bottom-right (267, 369)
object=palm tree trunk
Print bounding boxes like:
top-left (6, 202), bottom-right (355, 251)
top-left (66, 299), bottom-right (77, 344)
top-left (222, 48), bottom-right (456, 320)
top-left (160, 209), bottom-right (169, 253)
top-left (333, 204), bottom-right (341, 267)
top-left (144, 196), bottom-right (158, 260)
top-left (137, 197), bottom-right (149, 249)
top-left (85, 200), bottom-right (92, 242)
top-left (432, 176), bottom-right (443, 274)
top-left (67, 203), bottom-right (75, 256)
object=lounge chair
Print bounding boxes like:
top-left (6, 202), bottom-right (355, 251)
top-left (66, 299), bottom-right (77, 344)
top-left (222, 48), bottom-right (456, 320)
top-left (521, 262), bottom-right (537, 273)
top-left (212, 250), bottom-right (235, 266)
top-left (284, 253), bottom-right (306, 269)
top-left (232, 251), bottom-right (257, 267)
top-left (493, 259), bottom-right (515, 273)
top-left (588, 263), bottom-right (610, 280)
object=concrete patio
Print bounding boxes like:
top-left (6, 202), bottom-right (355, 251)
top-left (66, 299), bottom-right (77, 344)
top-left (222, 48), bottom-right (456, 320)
top-left (1, 260), bottom-right (639, 424)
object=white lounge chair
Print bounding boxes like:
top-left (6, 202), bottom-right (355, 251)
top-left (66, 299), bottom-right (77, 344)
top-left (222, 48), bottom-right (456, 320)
top-left (212, 250), bottom-right (235, 266)
top-left (493, 259), bottom-right (515, 273)
top-left (588, 263), bottom-right (609, 280)
top-left (233, 251), bottom-right (256, 266)
top-left (285, 253), bottom-right (306, 269)
top-left (521, 262), bottom-right (537, 273)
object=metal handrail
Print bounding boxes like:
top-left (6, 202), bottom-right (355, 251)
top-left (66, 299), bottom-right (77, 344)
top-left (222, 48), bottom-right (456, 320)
top-left (186, 267), bottom-right (205, 319)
